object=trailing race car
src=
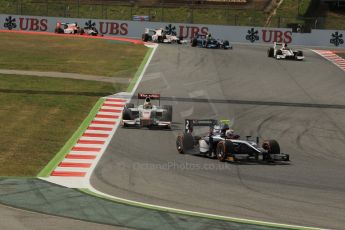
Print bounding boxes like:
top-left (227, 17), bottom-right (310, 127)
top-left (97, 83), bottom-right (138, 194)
top-left (267, 42), bottom-right (304, 60)
top-left (142, 28), bottom-right (185, 44)
top-left (176, 119), bottom-right (290, 163)
top-left (55, 22), bottom-right (101, 36)
top-left (83, 26), bottom-right (101, 36)
top-left (121, 93), bottom-right (172, 129)
top-left (191, 33), bottom-right (232, 49)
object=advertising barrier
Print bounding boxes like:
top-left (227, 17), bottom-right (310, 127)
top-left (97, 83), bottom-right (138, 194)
top-left (1, 14), bottom-right (344, 48)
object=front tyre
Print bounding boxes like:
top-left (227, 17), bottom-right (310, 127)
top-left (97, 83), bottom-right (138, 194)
top-left (176, 133), bottom-right (194, 154)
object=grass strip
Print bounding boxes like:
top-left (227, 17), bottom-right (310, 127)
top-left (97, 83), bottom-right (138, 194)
top-left (37, 98), bottom-right (105, 177)
top-left (126, 47), bottom-right (153, 93)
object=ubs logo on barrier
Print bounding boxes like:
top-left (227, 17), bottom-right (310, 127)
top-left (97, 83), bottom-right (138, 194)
top-left (165, 24), bottom-right (177, 36)
top-left (99, 22), bottom-right (128, 35)
top-left (245, 28), bottom-right (259, 43)
top-left (330, 31), bottom-right (344, 46)
top-left (85, 20), bottom-right (96, 29)
top-left (4, 16), bottom-right (16, 30)
top-left (245, 27), bottom-right (292, 44)
top-left (163, 24), bottom-right (208, 39)
top-left (3, 16), bottom-right (47, 31)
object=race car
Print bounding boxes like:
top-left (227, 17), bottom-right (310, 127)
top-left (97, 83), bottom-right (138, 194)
top-left (141, 28), bottom-right (185, 44)
top-left (176, 119), bottom-right (290, 163)
top-left (121, 93), bottom-right (172, 129)
top-left (191, 33), bottom-right (232, 49)
top-left (83, 26), bottom-right (101, 36)
top-left (55, 22), bottom-right (101, 36)
top-left (267, 42), bottom-right (304, 60)
top-left (55, 22), bottom-right (83, 34)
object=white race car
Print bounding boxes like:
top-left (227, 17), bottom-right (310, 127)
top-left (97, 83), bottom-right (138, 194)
top-left (267, 42), bottom-right (304, 60)
top-left (55, 22), bottom-right (82, 34)
top-left (121, 93), bottom-right (172, 129)
top-left (176, 119), bottom-right (290, 163)
top-left (141, 28), bottom-right (185, 44)
top-left (54, 22), bottom-right (101, 36)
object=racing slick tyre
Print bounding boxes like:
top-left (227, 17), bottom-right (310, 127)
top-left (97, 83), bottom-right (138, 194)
top-left (158, 36), bottom-right (164, 43)
top-left (162, 105), bottom-right (173, 122)
top-left (122, 108), bottom-right (133, 120)
top-left (55, 28), bottom-right (64, 33)
top-left (80, 28), bottom-right (84, 35)
top-left (177, 36), bottom-right (183, 44)
top-left (176, 133), bottom-right (194, 154)
top-left (216, 140), bottom-right (233, 162)
top-left (142, 33), bottom-right (149, 42)
top-left (191, 38), bottom-right (198, 47)
top-left (295, 51), bottom-right (303, 60)
top-left (267, 48), bottom-right (274, 57)
top-left (125, 103), bottom-right (134, 109)
top-left (262, 139), bottom-right (280, 155)
top-left (223, 40), bottom-right (230, 49)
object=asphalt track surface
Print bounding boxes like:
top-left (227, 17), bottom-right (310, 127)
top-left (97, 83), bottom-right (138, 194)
top-left (91, 44), bottom-right (345, 229)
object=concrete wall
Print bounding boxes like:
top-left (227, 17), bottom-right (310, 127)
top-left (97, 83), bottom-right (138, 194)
top-left (1, 14), bottom-right (344, 48)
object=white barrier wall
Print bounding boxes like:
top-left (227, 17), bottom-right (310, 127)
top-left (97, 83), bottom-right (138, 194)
top-left (1, 14), bottom-right (344, 48)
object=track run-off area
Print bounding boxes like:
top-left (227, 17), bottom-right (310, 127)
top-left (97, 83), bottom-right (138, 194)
top-left (90, 44), bottom-right (345, 230)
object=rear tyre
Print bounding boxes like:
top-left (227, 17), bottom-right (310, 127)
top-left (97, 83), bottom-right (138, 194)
top-left (191, 38), bottom-right (198, 47)
top-left (267, 47), bottom-right (274, 57)
top-left (223, 40), bottom-right (230, 49)
top-left (217, 141), bottom-right (233, 162)
top-left (176, 133), bottom-right (194, 154)
top-left (142, 33), bottom-right (149, 42)
top-left (56, 28), bottom-right (64, 33)
top-left (162, 105), bottom-right (173, 122)
top-left (158, 36), bottom-right (164, 43)
top-left (296, 50), bottom-right (303, 60)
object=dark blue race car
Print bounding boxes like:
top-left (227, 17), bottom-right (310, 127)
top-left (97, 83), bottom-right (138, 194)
top-left (191, 34), bottom-right (232, 49)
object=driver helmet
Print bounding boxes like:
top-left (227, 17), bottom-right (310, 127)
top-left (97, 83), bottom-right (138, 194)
top-left (225, 129), bottom-right (235, 139)
top-left (220, 123), bottom-right (230, 136)
top-left (143, 98), bottom-right (152, 109)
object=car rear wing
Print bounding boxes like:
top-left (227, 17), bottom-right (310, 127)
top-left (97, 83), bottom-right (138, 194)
top-left (184, 119), bottom-right (218, 133)
top-left (137, 93), bottom-right (160, 105)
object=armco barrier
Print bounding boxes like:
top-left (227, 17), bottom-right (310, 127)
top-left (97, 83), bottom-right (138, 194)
top-left (1, 14), bottom-right (344, 48)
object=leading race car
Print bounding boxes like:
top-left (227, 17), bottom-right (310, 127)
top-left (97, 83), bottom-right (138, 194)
top-left (121, 93), bottom-right (172, 129)
top-left (176, 119), bottom-right (290, 163)
top-left (55, 22), bottom-right (82, 34)
top-left (142, 28), bottom-right (185, 44)
top-left (55, 22), bottom-right (101, 36)
top-left (191, 33), bottom-right (232, 49)
top-left (267, 42), bottom-right (304, 60)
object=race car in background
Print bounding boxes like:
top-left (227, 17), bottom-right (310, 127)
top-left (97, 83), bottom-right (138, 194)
top-left (141, 28), bottom-right (185, 44)
top-left (191, 33), bottom-right (232, 49)
top-left (176, 119), bottom-right (290, 163)
top-left (267, 42), bottom-right (304, 60)
top-left (55, 22), bottom-right (82, 34)
top-left (121, 93), bottom-right (172, 129)
top-left (55, 22), bottom-right (101, 36)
